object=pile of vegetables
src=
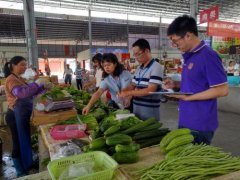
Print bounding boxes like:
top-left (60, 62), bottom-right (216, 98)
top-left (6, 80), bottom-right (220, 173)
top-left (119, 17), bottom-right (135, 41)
top-left (121, 117), bottom-right (170, 149)
top-left (136, 144), bottom-right (240, 180)
top-left (41, 87), bottom-right (71, 101)
top-left (83, 116), bottom-right (170, 164)
top-left (160, 128), bottom-right (194, 154)
top-left (63, 87), bottom-right (91, 114)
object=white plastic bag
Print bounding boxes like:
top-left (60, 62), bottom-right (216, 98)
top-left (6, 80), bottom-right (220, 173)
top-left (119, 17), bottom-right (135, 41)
top-left (22, 68), bottom-right (36, 80)
top-left (59, 162), bottom-right (95, 180)
top-left (116, 95), bottom-right (131, 109)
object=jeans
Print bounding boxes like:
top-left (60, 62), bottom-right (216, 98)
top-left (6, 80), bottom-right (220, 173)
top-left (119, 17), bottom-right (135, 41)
top-left (76, 79), bottom-right (82, 90)
top-left (5, 109), bottom-right (21, 158)
top-left (14, 98), bottom-right (33, 171)
top-left (179, 126), bottom-right (214, 145)
top-left (64, 74), bottom-right (72, 85)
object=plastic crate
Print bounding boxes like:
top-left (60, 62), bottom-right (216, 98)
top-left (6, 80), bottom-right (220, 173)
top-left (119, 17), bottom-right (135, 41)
top-left (47, 151), bottom-right (118, 180)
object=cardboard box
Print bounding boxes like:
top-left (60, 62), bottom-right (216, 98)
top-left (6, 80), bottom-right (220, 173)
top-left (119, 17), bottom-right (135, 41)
top-left (31, 108), bottom-right (77, 126)
top-left (50, 75), bottom-right (59, 85)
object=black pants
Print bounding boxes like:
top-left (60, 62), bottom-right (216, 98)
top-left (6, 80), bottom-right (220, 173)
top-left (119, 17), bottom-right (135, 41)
top-left (64, 74), bottom-right (72, 85)
top-left (76, 79), bottom-right (83, 90)
top-left (5, 108), bottom-right (21, 158)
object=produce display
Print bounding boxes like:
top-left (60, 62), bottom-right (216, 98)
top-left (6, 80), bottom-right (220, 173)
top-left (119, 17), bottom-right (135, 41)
top-left (38, 87), bottom-right (74, 112)
top-left (160, 128), bottom-right (193, 153)
top-left (39, 86), bottom-right (240, 179)
top-left (82, 115), bottom-right (169, 164)
top-left (41, 87), bottom-right (71, 101)
top-left (136, 143), bottom-right (240, 180)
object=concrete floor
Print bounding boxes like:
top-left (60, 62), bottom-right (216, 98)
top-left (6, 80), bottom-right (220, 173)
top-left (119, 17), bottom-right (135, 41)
top-left (160, 101), bottom-right (240, 156)
top-left (0, 100), bottom-right (240, 179)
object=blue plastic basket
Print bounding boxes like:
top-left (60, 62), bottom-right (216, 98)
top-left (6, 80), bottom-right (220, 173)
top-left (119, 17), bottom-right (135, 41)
top-left (227, 76), bottom-right (240, 86)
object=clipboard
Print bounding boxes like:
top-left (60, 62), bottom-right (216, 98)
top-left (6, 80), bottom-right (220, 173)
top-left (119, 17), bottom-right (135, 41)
top-left (149, 91), bottom-right (193, 95)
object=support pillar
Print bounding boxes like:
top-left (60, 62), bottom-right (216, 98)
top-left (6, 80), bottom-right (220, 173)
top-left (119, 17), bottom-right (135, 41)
top-left (23, 0), bottom-right (38, 68)
top-left (190, 0), bottom-right (198, 20)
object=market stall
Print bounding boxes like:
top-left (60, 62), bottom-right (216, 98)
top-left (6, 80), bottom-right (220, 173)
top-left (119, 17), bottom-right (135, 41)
top-left (16, 145), bottom-right (240, 180)
top-left (26, 86), bottom-right (240, 180)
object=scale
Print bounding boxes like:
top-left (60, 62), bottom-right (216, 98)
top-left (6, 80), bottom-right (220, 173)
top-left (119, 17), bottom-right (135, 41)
top-left (44, 96), bottom-right (75, 112)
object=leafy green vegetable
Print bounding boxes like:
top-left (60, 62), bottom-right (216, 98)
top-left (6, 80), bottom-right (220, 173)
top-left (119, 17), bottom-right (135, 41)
top-left (91, 108), bottom-right (106, 121)
top-left (56, 117), bottom-right (79, 125)
top-left (99, 115), bottom-right (119, 132)
top-left (120, 116), bottom-right (142, 130)
top-left (80, 114), bottom-right (98, 130)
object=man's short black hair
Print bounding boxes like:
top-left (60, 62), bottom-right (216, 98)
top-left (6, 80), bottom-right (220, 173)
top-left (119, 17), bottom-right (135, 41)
top-left (167, 15), bottom-right (198, 37)
top-left (132, 38), bottom-right (151, 52)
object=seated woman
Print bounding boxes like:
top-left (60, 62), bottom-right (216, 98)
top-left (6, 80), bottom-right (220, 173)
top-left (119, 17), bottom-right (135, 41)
top-left (227, 61), bottom-right (235, 76)
top-left (82, 53), bottom-right (132, 114)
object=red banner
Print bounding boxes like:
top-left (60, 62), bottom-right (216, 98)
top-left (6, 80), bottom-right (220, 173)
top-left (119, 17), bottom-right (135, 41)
top-left (64, 45), bottom-right (70, 56)
top-left (207, 20), bottom-right (240, 38)
top-left (199, 6), bottom-right (219, 24)
top-left (121, 53), bottom-right (130, 61)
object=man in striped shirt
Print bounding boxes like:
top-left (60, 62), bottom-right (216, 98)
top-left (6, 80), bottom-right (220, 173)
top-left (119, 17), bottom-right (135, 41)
top-left (119, 39), bottom-right (163, 121)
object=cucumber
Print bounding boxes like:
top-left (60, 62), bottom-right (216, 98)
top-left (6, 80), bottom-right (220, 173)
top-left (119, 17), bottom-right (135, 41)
top-left (133, 128), bottom-right (170, 141)
top-left (121, 117), bottom-right (156, 134)
top-left (104, 125), bottom-right (120, 136)
top-left (112, 152), bottom-right (139, 164)
top-left (137, 136), bottom-right (164, 148)
top-left (115, 143), bottom-right (140, 153)
top-left (106, 134), bottom-right (132, 146)
top-left (89, 137), bottom-right (106, 150)
top-left (140, 122), bottom-right (163, 131)
top-left (108, 146), bottom-right (116, 156)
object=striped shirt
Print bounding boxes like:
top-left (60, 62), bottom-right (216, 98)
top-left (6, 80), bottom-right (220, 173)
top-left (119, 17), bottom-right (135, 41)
top-left (132, 59), bottom-right (163, 121)
top-left (75, 68), bottom-right (85, 79)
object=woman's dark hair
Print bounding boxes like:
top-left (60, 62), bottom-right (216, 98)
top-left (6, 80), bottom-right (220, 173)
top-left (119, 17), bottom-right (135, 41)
top-left (167, 15), bottom-right (198, 37)
top-left (92, 53), bottom-right (103, 63)
top-left (3, 56), bottom-right (26, 78)
top-left (102, 53), bottom-right (124, 78)
top-left (92, 53), bottom-right (103, 70)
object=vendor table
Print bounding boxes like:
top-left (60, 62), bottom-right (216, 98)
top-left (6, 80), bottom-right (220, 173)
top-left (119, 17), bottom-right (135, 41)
top-left (31, 108), bottom-right (77, 126)
top-left (16, 145), bottom-right (240, 180)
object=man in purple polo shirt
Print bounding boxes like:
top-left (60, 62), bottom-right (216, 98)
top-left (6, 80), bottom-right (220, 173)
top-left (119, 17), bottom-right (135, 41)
top-left (164, 15), bottom-right (228, 145)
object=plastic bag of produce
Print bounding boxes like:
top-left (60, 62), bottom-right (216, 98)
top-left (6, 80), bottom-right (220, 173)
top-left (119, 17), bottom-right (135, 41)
top-left (59, 162), bottom-right (94, 180)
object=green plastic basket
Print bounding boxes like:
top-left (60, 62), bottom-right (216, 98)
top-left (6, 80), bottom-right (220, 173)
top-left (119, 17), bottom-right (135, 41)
top-left (47, 151), bottom-right (118, 180)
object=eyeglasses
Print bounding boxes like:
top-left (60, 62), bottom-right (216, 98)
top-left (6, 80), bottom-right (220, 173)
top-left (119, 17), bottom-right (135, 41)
top-left (133, 51), bottom-right (144, 58)
top-left (171, 36), bottom-right (185, 47)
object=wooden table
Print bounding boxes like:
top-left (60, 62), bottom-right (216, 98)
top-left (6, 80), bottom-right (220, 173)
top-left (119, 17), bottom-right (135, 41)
top-left (17, 145), bottom-right (240, 180)
top-left (31, 108), bottom-right (77, 126)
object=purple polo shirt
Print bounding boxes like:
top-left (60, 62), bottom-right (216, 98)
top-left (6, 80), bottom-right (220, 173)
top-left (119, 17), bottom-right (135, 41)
top-left (179, 40), bottom-right (227, 131)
